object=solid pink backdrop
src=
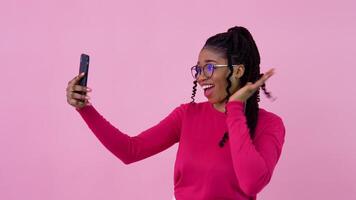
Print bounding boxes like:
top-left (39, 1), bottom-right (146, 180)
top-left (1, 0), bottom-right (355, 199)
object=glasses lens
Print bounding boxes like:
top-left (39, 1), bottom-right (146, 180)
top-left (204, 64), bottom-right (214, 78)
top-left (191, 66), bottom-right (200, 79)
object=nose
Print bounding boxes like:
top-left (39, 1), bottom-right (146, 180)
top-left (196, 71), bottom-right (207, 83)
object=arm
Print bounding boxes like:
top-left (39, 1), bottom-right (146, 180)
top-left (76, 103), bottom-right (187, 164)
top-left (225, 101), bottom-right (286, 196)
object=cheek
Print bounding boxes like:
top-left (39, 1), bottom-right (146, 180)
top-left (213, 74), bottom-right (237, 95)
top-left (212, 76), bottom-right (228, 94)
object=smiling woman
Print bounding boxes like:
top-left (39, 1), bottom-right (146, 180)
top-left (67, 26), bottom-right (285, 200)
top-left (190, 26), bottom-right (277, 145)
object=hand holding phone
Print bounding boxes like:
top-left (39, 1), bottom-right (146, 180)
top-left (65, 53), bottom-right (92, 109)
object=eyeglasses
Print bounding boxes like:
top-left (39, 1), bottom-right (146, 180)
top-left (190, 63), bottom-right (239, 79)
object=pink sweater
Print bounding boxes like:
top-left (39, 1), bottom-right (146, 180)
top-left (76, 100), bottom-right (285, 200)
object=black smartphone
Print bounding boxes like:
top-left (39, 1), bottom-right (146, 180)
top-left (78, 53), bottom-right (89, 95)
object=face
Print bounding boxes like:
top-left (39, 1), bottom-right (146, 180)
top-left (196, 48), bottom-right (244, 104)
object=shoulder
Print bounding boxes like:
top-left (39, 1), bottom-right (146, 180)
top-left (259, 108), bottom-right (283, 124)
top-left (178, 101), bottom-right (208, 111)
top-left (173, 101), bottom-right (210, 117)
top-left (182, 101), bottom-right (210, 113)
top-left (257, 108), bottom-right (286, 135)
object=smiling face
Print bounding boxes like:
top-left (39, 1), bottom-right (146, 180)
top-left (197, 47), bottom-right (245, 105)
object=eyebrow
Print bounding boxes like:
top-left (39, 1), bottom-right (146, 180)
top-left (197, 59), bottom-right (218, 65)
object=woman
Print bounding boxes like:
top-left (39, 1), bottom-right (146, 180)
top-left (66, 26), bottom-right (285, 200)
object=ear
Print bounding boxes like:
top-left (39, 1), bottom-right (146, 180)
top-left (233, 64), bottom-right (245, 79)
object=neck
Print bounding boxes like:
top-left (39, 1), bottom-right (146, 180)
top-left (213, 101), bottom-right (226, 113)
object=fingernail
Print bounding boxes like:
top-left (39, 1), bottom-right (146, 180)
top-left (86, 88), bottom-right (91, 91)
top-left (85, 96), bottom-right (90, 99)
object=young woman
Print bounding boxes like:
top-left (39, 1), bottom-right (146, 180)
top-left (66, 26), bottom-right (285, 200)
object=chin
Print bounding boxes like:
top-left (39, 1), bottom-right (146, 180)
top-left (207, 98), bottom-right (215, 104)
top-left (206, 96), bottom-right (224, 104)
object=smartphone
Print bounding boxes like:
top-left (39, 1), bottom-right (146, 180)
top-left (78, 53), bottom-right (89, 95)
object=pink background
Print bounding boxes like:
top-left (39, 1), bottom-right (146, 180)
top-left (1, 0), bottom-right (355, 199)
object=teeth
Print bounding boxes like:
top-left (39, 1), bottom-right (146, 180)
top-left (202, 84), bottom-right (214, 90)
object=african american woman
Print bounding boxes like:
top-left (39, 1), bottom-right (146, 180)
top-left (66, 26), bottom-right (286, 200)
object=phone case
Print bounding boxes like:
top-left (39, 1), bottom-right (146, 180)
top-left (78, 53), bottom-right (89, 95)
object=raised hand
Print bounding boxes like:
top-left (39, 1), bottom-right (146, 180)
top-left (228, 68), bottom-right (275, 103)
top-left (66, 72), bottom-right (92, 110)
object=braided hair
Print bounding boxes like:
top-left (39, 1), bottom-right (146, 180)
top-left (190, 26), bottom-right (275, 146)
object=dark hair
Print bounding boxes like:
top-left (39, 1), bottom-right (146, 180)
top-left (190, 26), bottom-right (275, 146)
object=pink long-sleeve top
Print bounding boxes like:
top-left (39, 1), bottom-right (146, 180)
top-left (76, 100), bottom-right (285, 200)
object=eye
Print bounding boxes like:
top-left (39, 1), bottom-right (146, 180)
top-left (195, 66), bottom-right (202, 73)
top-left (206, 63), bottom-right (214, 72)
top-left (194, 66), bottom-right (202, 75)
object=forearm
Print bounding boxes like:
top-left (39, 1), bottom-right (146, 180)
top-left (76, 103), bottom-right (185, 164)
top-left (226, 101), bottom-right (284, 196)
top-left (228, 125), bottom-right (271, 196)
top-left (76, 105), bottom-right (135, 164)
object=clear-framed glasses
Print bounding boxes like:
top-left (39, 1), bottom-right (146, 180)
top-left (190, 63), bottom-right (239, 79)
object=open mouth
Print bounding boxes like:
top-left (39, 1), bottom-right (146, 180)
top-left (202, 84), bottom-right (215, 97)
top-left (202, 84), bottom-right (214, 91)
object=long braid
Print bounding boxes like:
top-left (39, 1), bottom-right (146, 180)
top-left (201, 26), bottom-right (275, 147)
top-left (225, 55), bottom-right (234, 103)
top-left (190, 80), bottom-right (198, 103)
top-left (224, 32), bottom-right (234, 105)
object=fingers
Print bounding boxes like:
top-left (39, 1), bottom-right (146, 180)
top-left (231, 68), bottom-right (275, 102)
top-left (254, 68), bottom-right (275, 88)
top-left (67, 84), bottom-right (91, 93)
top-left (66, 73), bottom-right (92, 109)
top-left (68, 98), bottom-right (91, 109)
top-left (67, 91), bottom-right (90, 100)
top-left (68, 98), bottom-right (87, 106)
top-left (67, 93), bottom-right (92, 108)
top-left (263, 68), bottom-right (275, 80)
top-left (68, 72), bottom-right (86, 86)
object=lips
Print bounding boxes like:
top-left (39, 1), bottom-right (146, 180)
top-left (203, 85), bottom-right (215, 97)
top-left (201, 84), bottom-right (215, 91)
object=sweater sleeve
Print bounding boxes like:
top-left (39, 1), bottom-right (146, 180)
top-left (75, 103), bottom-right (187, 164)
top-left (225, 100), bottom-right (286, 197)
